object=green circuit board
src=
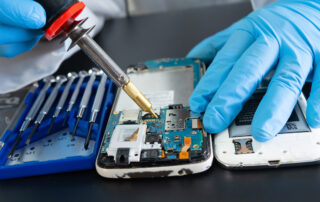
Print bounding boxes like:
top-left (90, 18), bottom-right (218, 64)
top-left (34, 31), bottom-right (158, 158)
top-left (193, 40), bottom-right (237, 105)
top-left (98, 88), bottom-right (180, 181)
top-left (97, 58), bottom-right (209, 168)
top-left (100, 105), bottom-right (205, 165)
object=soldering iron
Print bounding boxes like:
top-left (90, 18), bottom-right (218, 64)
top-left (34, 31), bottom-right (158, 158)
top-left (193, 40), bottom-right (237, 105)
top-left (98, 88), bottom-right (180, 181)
top-left (34, 0), bottom-right (158, 118)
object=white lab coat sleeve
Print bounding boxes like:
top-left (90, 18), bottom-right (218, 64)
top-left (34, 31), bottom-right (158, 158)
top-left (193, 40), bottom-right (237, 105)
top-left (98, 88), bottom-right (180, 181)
top-left (251, 0), bottom-right (277, 10)
top-left (0, 0), bottom-right (126, 94)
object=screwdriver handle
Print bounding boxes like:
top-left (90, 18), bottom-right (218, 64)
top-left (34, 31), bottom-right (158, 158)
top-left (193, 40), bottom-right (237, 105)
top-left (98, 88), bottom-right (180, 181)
top-left (19, 77), bottom-right (55, 131)
top-left (77, 71), bottom-right (96, 118)
top-left (27, 80), bottom-right (52, 119)
top-left (53, 73), bottom-right (78, 117)
top-left (92, 73), bottom-right (107, 111)
top-left (79, 72), bottom-right (96, 108)
top-left (67, 71), bottom-right (87, 112)
top-left (35, 76), bottom-right (67, 123)
top-left (90, 74), bottom-right (107, 122)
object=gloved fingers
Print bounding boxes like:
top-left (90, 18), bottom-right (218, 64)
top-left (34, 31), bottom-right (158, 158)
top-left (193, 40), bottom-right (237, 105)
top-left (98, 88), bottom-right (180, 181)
top-left (189, 29), bottom-right (255, 113)
top-left (0, 24), bottom-right (44, 44)
top-left (0, 37), bottom-right (40, 58)
top-left (307, 58), bottom-right (320, 127)
top-left (0, 0), bottom-right (46, 29)
top-left (186, 20), bottom-right (245, 63)
top-left (202, 37), bottom-right (279, 133)
top-left (251, 48), bottom-right (313, 142)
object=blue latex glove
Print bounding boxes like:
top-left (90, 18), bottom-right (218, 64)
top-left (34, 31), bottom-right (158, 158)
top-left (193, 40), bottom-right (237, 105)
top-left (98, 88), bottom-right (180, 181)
top-left (0, 0), bottom-right (46, 58)
top-left (187, 0), bottom-right (320, 142)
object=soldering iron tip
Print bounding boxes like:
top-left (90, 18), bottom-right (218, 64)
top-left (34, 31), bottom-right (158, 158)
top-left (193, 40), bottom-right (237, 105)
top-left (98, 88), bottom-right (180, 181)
top-left (150, 109), bottom-right (158, 119)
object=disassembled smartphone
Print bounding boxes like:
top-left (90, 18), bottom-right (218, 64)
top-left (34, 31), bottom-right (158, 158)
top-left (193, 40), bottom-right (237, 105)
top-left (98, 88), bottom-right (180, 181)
top-left (96, 58), bottom-right (213, 178)
top-left (214, 83), bottom-right (320, 169)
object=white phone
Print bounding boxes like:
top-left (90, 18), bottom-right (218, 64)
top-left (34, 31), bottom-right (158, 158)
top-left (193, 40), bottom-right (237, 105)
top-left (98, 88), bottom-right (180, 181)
top-left (214, 89), bottom-right (320, 169)
top-left (96, 58), bottom-right (213, 178)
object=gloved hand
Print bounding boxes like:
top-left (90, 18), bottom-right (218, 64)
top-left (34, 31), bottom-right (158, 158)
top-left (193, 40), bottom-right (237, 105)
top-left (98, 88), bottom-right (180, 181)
top-left (187, 0), bottom-right (320, 142)
top-left (0, 0), bottom-right (46, 58)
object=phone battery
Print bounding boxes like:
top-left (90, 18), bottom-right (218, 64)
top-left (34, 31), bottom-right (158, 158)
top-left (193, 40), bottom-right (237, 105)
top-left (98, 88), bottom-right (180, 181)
top-left (229, 92), bottom-right (310, 138)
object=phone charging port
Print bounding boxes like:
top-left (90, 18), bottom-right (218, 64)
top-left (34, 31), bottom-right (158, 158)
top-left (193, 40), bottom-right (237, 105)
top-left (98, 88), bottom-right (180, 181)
top-left (268, 160), bottom-right (280, 166)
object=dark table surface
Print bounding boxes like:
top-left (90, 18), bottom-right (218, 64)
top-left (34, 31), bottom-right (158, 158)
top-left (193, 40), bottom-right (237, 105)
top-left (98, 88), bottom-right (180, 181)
top-left (0, 2), bottom-right (317, 202)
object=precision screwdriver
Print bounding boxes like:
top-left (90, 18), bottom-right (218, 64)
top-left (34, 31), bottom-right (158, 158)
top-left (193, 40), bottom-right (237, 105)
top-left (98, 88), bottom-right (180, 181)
top-left (84, 72), bottom-right (107, 150)
top-left (47, 72), bottom-right (78, 135)
top-left (71, 69), bottom-right (98, 139)
top-left (35, 0), bottom-right (158, 118)
top-left (26, 75), bottom-right (68, 145)
top-left (8, 76), bottom-right (55, 158)
top-left (63, 71), bottom-right (88, 126)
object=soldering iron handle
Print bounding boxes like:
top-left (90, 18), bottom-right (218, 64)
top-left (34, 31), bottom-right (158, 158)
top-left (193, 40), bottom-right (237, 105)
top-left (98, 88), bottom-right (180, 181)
top-left (34, 0), bottom-right (78, 30)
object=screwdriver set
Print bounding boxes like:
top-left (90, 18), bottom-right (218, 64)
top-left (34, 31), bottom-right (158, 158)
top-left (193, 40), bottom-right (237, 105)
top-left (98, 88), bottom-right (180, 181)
top-left (0, 68), bottom-right (115, 179)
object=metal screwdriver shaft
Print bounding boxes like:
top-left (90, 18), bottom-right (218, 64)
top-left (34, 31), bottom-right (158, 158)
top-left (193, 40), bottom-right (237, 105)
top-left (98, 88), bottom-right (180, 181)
top-left (84, 73), bottom-right (107, 150)
top-left (47, 72), bottom-right (78, 135)
top-left (26, 75), bottom-right (67, 145)
top-left (63, 71), bottom-right (88, 126)
top-left (71, 69), bottom-right (98, 139)
top-left (8, 76), bottom-right (55, 158)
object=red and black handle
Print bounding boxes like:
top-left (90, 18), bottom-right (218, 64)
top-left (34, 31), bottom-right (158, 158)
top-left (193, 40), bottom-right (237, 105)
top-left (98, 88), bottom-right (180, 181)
top-left (34, 0), bottom-right (86, 40)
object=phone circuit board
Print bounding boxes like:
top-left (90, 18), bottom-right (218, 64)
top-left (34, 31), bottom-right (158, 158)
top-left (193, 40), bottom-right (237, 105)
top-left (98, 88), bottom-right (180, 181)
top-left (98, 104), bottom-right (210, 168)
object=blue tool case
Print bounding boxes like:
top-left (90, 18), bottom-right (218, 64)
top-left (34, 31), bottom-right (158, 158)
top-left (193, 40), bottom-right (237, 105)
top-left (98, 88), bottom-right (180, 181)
top-left (0, 69), bottom-right (115, 179)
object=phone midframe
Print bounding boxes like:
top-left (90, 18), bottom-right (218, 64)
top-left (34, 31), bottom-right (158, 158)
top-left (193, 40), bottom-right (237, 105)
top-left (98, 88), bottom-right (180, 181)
top-left (96, 59), bottom-right (214, 178)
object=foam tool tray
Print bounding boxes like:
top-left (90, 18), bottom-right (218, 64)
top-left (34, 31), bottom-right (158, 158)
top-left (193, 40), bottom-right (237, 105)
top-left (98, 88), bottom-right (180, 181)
top-left (0, 69), bottom-right (115, 179)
